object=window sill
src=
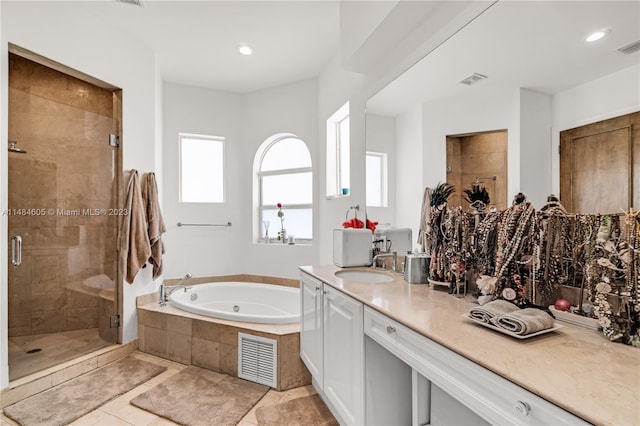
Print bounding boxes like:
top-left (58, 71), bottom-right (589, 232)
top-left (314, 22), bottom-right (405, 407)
top-left (256, 241), bottom-right (312, 247)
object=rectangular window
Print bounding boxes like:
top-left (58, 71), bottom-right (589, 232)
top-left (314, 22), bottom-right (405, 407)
top-left (179, 133), bottom-right (224, 203)
top-left (326, 102), bottom-right (350, 197)
top-left (366, 152), bottom-right (388, 207)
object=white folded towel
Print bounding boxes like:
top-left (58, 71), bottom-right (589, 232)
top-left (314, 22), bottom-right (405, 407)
top-left (493, 308), bottom-right (555, 335)
top-left (468, 299), bottom-right (519, 323)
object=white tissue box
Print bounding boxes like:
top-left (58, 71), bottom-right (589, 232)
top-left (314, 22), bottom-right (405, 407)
top-left (333, 228), bottom-right (372, 267)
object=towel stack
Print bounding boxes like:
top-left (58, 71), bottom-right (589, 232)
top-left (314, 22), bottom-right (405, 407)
top-left (468, 300), bottom-right (555, 336)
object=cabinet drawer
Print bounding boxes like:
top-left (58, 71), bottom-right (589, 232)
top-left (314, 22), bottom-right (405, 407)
top-left (364, 307), bottom-right (588, 426)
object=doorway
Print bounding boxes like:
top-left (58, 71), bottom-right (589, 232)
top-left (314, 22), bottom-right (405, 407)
top-left (446, 130), bottom-right (508, 210)
top-left (560, 111), bottom-right (639, 213)
top-left (7, 50), bottom-right (122, 380)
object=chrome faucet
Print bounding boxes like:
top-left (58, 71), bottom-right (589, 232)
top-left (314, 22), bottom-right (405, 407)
top-left (372, 251), bottom-right (398, 272)
top-left (159, 273), bottom-right (192, 306)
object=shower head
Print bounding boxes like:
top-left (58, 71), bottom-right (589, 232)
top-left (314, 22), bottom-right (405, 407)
top-left (8, 140), bottom-right (27, 154)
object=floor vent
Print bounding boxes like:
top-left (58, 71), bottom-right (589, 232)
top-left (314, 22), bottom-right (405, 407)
top-left (238, 333), bottom-right (277, 388)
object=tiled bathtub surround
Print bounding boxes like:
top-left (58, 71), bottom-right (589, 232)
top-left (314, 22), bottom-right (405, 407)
top-left (137, 277), bottom-right (311, 391)
top-left (7, 53), bottom-right (121, 345)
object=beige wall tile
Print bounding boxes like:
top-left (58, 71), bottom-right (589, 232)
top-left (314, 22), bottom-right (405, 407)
top-left (192, 319), bottom-right (224, 342)
top-left (66, 308), bottom-right (99, 330)
top-left (219, 343), bottom-right (238, 376)
top-left (142, 327), bottom-right (168, 359)
top-left (31, 310), bottom-right (66, 334)
top-left (166, 315), bottom-right (191, 336)
top-left (140, 310), bottom-right (167, 331)
top-left (165, 332), bottom-right (191, 365)
top-left (191, 337), bottom-right (220, 372)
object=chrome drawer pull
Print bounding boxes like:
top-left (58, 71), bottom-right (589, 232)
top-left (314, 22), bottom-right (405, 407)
top-left (386, 325), bottom-right (396, 334)
top-left (514, 400), bottom-right (530, 416)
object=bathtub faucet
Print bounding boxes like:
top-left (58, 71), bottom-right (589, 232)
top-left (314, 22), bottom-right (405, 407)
top-left (159, 273), bottom-right (192, 306)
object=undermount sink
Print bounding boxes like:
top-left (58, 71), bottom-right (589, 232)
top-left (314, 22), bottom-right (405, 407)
top-left (335, 270), bottom-right (394, 283)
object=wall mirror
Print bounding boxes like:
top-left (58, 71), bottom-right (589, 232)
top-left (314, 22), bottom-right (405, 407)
top-left (365, 1), bottom-right (639, 218)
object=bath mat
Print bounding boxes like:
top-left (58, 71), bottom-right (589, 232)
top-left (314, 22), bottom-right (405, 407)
top-left (131, 366), bottom-right (269, 426)
top-left (256, 394), bottom-right (338, 426)
top-left (3, 356), bottom-right (166, 426)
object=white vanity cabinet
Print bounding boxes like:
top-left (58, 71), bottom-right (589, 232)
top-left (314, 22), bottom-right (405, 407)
top-left (300, 273), bottom-right (324, 387)
top-left (364, 306), bottom-right (589, 426)
top-left (300, 272), bottom-right (364, 425)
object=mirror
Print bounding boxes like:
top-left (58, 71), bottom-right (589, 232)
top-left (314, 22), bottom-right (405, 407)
top-left (366, 1), bottom-right (639, 223)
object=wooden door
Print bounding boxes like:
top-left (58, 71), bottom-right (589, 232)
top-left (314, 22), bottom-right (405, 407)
top-left (560, 111), bottom-right (639, 213)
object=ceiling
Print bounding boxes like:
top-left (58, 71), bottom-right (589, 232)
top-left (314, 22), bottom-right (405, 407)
top-left (367, 1), bottom-right (640, 116)
top-left (85, 0), bottom-right (340, 93)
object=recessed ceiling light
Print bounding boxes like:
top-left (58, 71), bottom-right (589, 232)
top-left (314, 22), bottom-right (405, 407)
top-left (586, 29), bottom-right (611, 43)
top-left (238, 44), bottom-right (253, 56)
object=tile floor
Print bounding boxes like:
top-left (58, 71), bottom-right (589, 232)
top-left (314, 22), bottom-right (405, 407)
top-left (8, 329), bottom-right (112, 381)
top-left (0, 351), bottom-right (318, 426)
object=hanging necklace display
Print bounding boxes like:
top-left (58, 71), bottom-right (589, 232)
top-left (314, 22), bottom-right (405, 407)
top-left (493, 193), bottom-right (536, 304)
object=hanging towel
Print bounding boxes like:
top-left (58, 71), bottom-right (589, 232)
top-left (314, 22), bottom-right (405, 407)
top-left (142, 172), bottom-right (166, 280)
top-left (417, 187), bottom-right (432, 252)
top-left (119, 169), bottom-right (151, 284)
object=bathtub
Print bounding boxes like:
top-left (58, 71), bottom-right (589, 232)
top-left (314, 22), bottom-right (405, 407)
top-left (169, 282), bottom-right (300, 324)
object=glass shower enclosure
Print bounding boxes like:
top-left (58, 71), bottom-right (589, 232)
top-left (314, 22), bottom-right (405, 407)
top-left (7, 51), bottom-right (121, 380)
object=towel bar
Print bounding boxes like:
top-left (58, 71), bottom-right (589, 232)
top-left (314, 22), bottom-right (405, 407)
top-left (177, 222), bottom-right (232, 227)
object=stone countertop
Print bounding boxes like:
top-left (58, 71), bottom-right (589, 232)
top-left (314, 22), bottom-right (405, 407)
top-left (300, 264), bottom-right (640, 426)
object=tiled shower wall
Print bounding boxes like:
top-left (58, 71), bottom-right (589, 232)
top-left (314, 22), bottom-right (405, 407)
top-left (446, 131), bottom-right (508, 210)
top-left (7, 53), bottom-right (119, 338)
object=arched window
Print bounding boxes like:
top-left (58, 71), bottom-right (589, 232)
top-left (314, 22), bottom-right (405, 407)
top-left (255, 134), bottom-right (312, 242)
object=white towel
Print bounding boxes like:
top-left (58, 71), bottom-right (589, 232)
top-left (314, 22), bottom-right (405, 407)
top-left (142, 172), bottom-right (166, 280)
top-left (468, 299), bottom-right (519, 323)
top-left (494, 308), bottom-right (555, 335)
top-left (119, 170), bottom-right (151, 284)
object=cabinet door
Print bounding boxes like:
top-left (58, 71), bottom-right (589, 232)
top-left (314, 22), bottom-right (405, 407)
top-left (323, 285), bottom-right (364, 425)
top-left (300, 273), bottom-right (324, 388)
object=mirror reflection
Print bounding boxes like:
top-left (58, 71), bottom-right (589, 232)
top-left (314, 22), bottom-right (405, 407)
top-left (366, 1), bottom-right (639, 220)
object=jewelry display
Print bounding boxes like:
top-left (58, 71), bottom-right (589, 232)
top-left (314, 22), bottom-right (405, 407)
top-left (423, 184), bottom-right (639, 346)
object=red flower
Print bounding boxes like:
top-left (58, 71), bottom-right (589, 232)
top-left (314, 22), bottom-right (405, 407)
top-left (277, 202), bottom-right (282, 208)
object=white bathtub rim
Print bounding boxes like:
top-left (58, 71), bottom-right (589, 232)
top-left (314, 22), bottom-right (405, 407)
top-left (169, 281), bottom-right (300, 324)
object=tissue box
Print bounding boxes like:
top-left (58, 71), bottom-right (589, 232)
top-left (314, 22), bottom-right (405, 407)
top-left (333, 228), bottom-right (372, 267)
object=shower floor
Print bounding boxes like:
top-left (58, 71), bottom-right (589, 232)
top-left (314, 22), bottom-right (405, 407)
top-left (8, 329), bottom-right (112, 381)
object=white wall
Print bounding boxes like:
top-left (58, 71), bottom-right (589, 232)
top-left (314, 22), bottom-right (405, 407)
top-left (162, 79), bottom-right (318, 280)
top-left (364, 113), bottom-right (396, 227)
top-left (421, 84), bottom-right (518, 196)
top-left (242, 79), bottom-right (319, 278)
top-left (162, 83), bottom-right (243, 278)
top-left (317, 55), bottom-right (367, 264)
top-left (519, 88), bottom-right (552, 207)
top-left (0, 1), bottom-right (162, 386)
top-left (550, 64), bottom-right (640, 194)
top-left (395, 105), bottom-right (423, 246)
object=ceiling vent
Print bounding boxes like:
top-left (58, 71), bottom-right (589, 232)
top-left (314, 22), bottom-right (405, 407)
top-left (116, 0), bottom-right (144, 7)
top-left (617, 40), bottom-right (640, 55)
top-left (460, 73), bottom-right (488, 86)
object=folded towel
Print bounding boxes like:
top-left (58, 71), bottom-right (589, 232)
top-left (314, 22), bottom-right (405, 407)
top-left (468, 299), bottom-right (519, 323)
top-left (119, 170), bottom-right (151, 284)
top-left (494, 308), bottom-right (555, 335)
top-left (142, 172), bottom-right (166, 280)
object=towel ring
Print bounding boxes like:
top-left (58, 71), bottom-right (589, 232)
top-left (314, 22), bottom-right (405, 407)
top-left (345, 204), bottom-right (360, 221)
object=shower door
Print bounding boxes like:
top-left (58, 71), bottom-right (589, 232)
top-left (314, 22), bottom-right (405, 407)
top-left (7, 52), bottom-right (122, 380)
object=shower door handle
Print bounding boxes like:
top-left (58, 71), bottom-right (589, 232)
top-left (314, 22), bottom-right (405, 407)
top-left (11, 235), bottom-right (22, 267)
